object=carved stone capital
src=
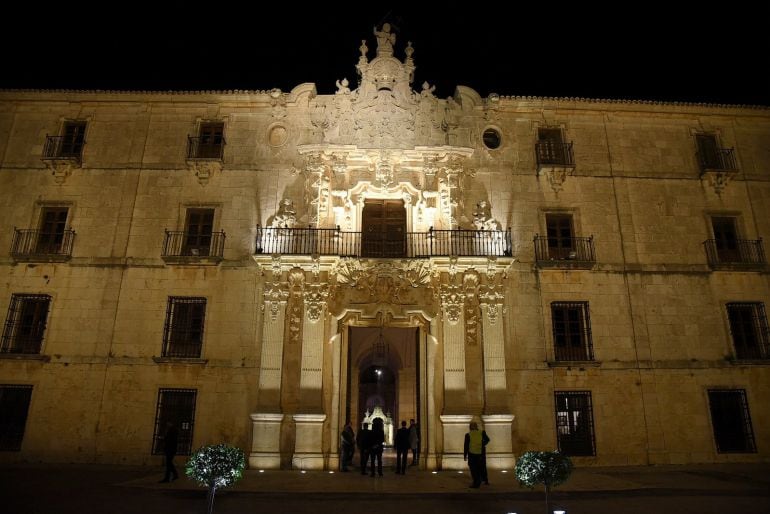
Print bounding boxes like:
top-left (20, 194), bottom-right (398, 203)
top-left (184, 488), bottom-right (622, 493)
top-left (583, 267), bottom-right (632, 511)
top-left (303, 283), bottom-right (330, 323)
top-left (440, 284), bottom-right (465, 325)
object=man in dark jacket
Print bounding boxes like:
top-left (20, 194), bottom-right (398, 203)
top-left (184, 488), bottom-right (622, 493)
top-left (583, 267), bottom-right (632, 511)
top-left (159, 421), bottom-right (179, 483)
top-left (394, 420), bottom-right (411, 474)
top-left (463, 421), bottom-right (489, 488)
top-left (357, 422), bottom-right (371, 475)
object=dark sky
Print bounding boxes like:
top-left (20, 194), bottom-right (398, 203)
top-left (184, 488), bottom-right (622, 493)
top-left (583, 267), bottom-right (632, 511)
top-left (3, 3), bottom-right (768, 105)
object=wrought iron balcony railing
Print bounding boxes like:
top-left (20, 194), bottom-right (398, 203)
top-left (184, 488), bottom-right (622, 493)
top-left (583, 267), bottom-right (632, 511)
top-left (704, 239), bottom-right (766, 269)
top-left (187, 136), bottom-right (225, 160)
top-left (162, 230), bottom-right (226, 261)
top-left (42, 135), bottom-right (84, 162)
top-left (534, 235), bottom-right (596, 268)
top-left (536, 141), bottom-right (575, 168)
top-left (698, 147), bottom-right (737, 173)
top-left (255, 226), bottom-right (512, 258)
top-left (11, 228), bottom-right (75, 261)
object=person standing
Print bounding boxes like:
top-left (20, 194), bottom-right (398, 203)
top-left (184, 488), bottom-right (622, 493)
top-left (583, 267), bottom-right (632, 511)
top-left (159, 421), bottom-right (179, 483)
top-left (340, 420), bottom-right (355, 471)
top-left (463, 421), bottom-right (489, 488)
top-left (408, 418), bottom-right (420, 466)
top-left (357, 422), bottom-right (371, 475)
top-left (369, 417), bottom-right (385, 477)
top-left (394, 420), bottom-right (410, 475)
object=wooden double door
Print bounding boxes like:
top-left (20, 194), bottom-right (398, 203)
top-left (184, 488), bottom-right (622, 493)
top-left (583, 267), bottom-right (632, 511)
top-left (362, 200), bottom-right (406, 258)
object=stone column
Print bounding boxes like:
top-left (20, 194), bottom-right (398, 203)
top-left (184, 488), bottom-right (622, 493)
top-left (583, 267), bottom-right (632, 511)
top-left (439, 414), bottom-right (473, 470)
top-left (441, 285), bottom-right (466, 399)
top-left (292, 414), bottom-right (327, 470)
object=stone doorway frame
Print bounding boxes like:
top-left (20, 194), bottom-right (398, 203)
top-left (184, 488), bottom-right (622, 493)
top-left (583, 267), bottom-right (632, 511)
top-left (329, 307), bottom-right (436, 470)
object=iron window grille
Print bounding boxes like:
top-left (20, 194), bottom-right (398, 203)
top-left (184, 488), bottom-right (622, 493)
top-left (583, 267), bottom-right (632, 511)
top-left (554, 391), bottom-right (596, 456)
top-left (1, 294), bottom-right (52, 354)
top-left (162, 297), bottom-right (206, 359)
top-left (551, 302), bottom-right (594, 361)
top-left (707, 389), bottom-right (756, 453)
top-left (726, 303), bottom-right (769, 360)
top-left (152, 388), bottom-right (197, 455)
top-left (43, 121), bottom-right (87, 161)
top-left (0, 385), bottom-right (33, 451)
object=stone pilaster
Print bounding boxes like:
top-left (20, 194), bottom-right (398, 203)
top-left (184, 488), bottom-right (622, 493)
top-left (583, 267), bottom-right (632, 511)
top-left (248, 413), bottom-right (284, 469)
top-left (481, 414), bottom-right (515, 469)
top-left (299, 282), bottom-right (328, 408)
top-left (440, 284), bottom-right (466, 399)
top-left (439, 414), bottom-right (473, 470)
top-left (292, 414), bottom-right (327, 470)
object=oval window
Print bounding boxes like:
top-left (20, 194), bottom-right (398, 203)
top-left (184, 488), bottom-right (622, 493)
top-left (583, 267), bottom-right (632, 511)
top-left (483, 128), bottom-right (501, 149)
top-left (268, 125), bottom-right (288, 147)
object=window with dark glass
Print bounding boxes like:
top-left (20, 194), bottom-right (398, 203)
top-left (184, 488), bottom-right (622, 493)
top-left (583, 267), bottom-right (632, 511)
top-left (551, 301), bottom-right (593, 361)
top-left (35, 207), bottom-right (69, 255)
top-left (708, 389), bottom-right (756, 453)
top-left (0, 385), bottom-right (33, 451)
top-left (162, 297), bottom-right (206, 358)
top-left (546, 214), bottom-right (574, 260)
top-left (152, 388), bottom-right (197, 455)
top-left (1, 294), bottom-right (51, 354)
top-left (60, 121), bottom-right (87, 158)
top-left (726, 303), bottom-right (769, 360)
top-left (183, 209), bottom-right (214, 256)
top-left (711, 217), bottom-right (739, 263)
top-left (555, 391), bottom-right (595, 456)
top-left (696, 134), bottom-right (721, 170)
top-left (196, 122), bottom-right (224, 159)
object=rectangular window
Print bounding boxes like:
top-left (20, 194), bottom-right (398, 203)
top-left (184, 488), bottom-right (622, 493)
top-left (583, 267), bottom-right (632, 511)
top-left (196, 122), bottom-right (224, 159)
top-left (555, 391), bottom-right (596, 456)
top-left (1, 294), bottom-right (52, 354)
top-left (36, 207), bottom-right (69, 255)
top-left (696, 134), bottom-right (720, 170)
top-left (537, 127), bottom-right (566, 164)
top-left (708, 389), bottom-right (756, 453)
top-left (183, 208), bottom-right (215, 256)
top-left (546, 214), bottom-right (575, 260)
top-left (60, 121), bottom-right (87, 158)
top-left (726, 303), bottom-right (769, 360)
top-left (152, 388), bottom-right (197, 455)
top-left (551, 302), bottom-right (593, 361)
top-left (163, 297), bottom-right (206, 358)
top-left (0, 385), bottom-right (33, 451)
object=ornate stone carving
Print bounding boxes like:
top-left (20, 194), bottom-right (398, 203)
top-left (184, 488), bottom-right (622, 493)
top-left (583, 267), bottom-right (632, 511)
top-left (440, 284), bottom-right (464, 325)
top-left (332, 259), bottom-right (433, 304)
top-left (463, 271), bottom-right (480, 346)
top-left (335, 78), bottom-right (351, 95)
top-left (702, 170), bottom-right (736, 195)
top-left (287, 268), bottom-right (305, 344)
top-left (373, 23), bottom-right (396, 57)
top-left (270, 88), bottom-right (287, 118)
top-left (473, 200), bottom-right (501, 231)
top-left (272, 199), bottom-right (297, 228)
top-left (304, 283), bottom-right (330, 323)
top-left (542, 167), bottom-right (573, 193)
top-left (44, 159), bottom-right (77, 185)
top-left (187, 160), bottom-right (222, 186)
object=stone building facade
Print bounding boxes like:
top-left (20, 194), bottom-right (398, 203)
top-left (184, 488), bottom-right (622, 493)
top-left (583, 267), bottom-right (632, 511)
top-left (1, 25), bottom-right (769, 469)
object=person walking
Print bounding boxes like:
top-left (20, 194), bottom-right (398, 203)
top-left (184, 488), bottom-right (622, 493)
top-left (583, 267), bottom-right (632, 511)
top-left (463, 421), bottom-right (489, 488)
top-left (159, 421), bottom-right (179, 483)
top-left (340, 420), bottom-right (355, 471)
top-left (408, 418), bottom-right (420, 466)
top-left (394, 420), bottom-right (410, 475)
top-left (357, 422), bottom-right (371, 475)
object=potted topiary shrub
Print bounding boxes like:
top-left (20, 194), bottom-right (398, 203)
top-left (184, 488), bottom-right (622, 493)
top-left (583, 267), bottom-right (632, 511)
top-left (514, 450), bottom-right (573, 514)
top-left (186, 444), bottom-right (246, 514)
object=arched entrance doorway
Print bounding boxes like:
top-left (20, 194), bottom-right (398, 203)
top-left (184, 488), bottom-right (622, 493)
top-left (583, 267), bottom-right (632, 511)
top-left (349, 326), bottom-right (418, 446)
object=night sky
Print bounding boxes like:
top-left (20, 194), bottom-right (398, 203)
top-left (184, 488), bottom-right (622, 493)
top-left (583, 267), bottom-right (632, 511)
top-left (2, 3), bottom-right (768, 106)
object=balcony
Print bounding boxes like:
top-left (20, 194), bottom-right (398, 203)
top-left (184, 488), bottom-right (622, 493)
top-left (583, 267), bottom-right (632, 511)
top-left (534, 235), bottom-right (596, 269)
top-left (11, 228), bottom-right (75, 262)
top-left (42, 135), bottom-right (84, 163)
top-left (161, 230), bottom-right (226, 265)
top-left (698, 147), bottom-right (737, 174)
top-left (536, 141), bottom-right (575, 171)
top-left (704, 239), bottom-right (766, 270)
top-left (255, 226), bottom-right (512, 258)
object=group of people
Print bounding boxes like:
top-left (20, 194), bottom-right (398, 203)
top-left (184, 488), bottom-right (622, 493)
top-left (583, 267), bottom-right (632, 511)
top-left (339, 418), bottom-right (420, 476)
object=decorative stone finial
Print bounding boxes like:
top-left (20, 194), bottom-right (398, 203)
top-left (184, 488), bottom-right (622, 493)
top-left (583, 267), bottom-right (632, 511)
top-left (359, 39), bottom-right (369, 64)
top-left (404, 41), bottom-right (414, 63)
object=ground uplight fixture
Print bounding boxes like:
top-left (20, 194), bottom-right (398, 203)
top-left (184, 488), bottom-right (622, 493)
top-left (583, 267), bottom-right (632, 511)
top-left (431, 471), bottom-right (438, 474)
top-left (259, 469), bottom-right (265, 473)
top-left (301, 470), bottom-right (306, 474)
